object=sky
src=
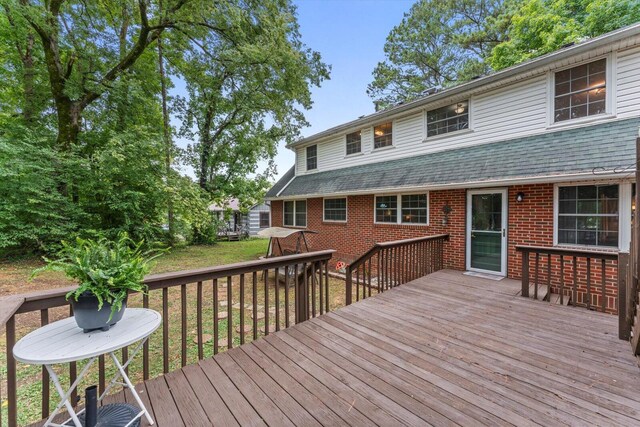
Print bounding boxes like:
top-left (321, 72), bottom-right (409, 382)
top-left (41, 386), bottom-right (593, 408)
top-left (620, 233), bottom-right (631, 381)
top-left (171, 0), bottom-right (415, 181)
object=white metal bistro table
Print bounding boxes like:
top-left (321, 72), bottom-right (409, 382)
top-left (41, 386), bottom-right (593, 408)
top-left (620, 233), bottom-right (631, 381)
top-left (13, 308), bottom-right (161, 427)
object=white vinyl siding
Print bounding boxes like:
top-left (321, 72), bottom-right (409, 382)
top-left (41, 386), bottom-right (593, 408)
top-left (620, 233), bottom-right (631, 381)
top-left (617, 47), bottom-right (640, 118)
top-left (293, 46), bottom-right (640, 176)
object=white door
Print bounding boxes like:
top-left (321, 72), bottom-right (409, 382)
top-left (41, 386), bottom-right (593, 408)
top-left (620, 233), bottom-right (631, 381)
top-left (466, 189), bottom-right (508, 276)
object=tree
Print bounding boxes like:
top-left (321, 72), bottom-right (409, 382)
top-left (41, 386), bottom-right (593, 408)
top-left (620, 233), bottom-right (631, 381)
top-left (173, 0), bottom-right (329, 196)
top-left (368, 0), bottom-right (508, 109)
top-left (488, 0), bottom-right (640, 69)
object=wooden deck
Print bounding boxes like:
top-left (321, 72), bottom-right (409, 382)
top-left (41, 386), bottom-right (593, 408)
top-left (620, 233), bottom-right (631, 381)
top-left (79, 270), bottom-right (640, 426)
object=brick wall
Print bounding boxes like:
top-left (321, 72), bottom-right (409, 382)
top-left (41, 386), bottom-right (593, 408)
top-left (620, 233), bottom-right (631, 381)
top-left (271, 190), bottom-right (466, 270)
top-left (271, 182), bottom-right (619, 313)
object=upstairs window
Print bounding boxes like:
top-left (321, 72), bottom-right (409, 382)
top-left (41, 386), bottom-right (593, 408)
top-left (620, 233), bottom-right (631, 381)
top-left (284, 200), bottom-right (307, 227)
top-left (324, 198), bottom-right (347, 222)
top-left (426, 101), bottom-right (469, 137)
top-left (554, 59), bottom-right (606, 123)
top-left (306, 145), bottom-right (317, 171)
top-left (375, 195), bottom-right (397, 223)
top-left (557, 184), bottom-right (618, 247)
top-left (346, 131), bottom-right (362, 155)
top-left (373, 122), bottom-right (393, 149)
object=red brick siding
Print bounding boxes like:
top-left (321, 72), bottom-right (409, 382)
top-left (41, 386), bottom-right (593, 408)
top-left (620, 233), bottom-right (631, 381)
top-left (272, 182), bottom-right (619, 313)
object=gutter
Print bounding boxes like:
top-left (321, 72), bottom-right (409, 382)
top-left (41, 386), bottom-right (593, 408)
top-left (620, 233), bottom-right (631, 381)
top-left (265, 170), bottom-right (635, 201)
top-left (287, 23), bottom-right (640, 149)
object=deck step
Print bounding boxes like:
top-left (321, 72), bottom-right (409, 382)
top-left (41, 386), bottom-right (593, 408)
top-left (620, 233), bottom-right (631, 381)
top-left (525, 283), bottom-right (549, 301)
top-left (548, 292), bottom-right (571, 306)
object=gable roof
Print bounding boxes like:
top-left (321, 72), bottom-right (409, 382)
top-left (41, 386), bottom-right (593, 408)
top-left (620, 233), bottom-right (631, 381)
top-left (267, 118), bottom-right (639, 199)
top-left (288, 22), bottom-right (640, 149)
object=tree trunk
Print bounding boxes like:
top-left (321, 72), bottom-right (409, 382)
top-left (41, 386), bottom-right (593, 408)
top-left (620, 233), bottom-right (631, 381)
top-left (116, 5), bottom-right (130, 130)
top-left (157, 35), bottom-right (175, 242)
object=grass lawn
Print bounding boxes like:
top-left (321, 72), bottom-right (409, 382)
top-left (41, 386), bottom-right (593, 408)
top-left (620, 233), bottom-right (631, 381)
top-left (1, 239), bottom-right (350, 426)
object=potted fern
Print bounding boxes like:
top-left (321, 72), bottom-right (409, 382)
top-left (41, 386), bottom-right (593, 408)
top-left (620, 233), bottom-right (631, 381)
top-left (34, 233), bottom-right (162, 332)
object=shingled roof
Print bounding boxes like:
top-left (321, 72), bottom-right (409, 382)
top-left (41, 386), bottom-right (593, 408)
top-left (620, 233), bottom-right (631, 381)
top-left (266, 118), bottom-right (639, 199)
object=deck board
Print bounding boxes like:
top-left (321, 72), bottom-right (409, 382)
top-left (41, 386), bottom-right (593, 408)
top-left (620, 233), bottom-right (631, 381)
top-left (31, 270), bottom-right (640, 426)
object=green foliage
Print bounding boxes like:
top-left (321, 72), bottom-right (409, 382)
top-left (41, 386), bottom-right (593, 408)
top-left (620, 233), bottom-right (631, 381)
top-left (368, 0), bottom-right (508, 109)
top-left (33, 233), bottom-right (163, 319)
top-left (489, 0), bottom-right (640, 69)
top-left (0, 0), bottom-right (324, 255)
top-left (0, 122), bottom-right (81, 254)
top-left (370, 0), bottom-right (639, 107)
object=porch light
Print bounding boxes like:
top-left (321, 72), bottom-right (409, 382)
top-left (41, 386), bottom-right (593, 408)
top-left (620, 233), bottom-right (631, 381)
top-left (516, 192), bottom-right (525, 203)
top-left (454, 103), bottom-right (465, 114)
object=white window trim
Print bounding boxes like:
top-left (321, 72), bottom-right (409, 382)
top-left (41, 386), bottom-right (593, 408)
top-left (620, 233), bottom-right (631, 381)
top-left (345, 131), bottom-right (363, 157)
top-left (323, 197), bottom-right (348, 223)
top-left (423, 98), bottom-right (473, 141)
top-left (283, 199), bottom-right (307, 228)
top-left (546, 53), bottom-right (617, 129)
top-left (373, 192), bottom-right (430, 226)
top-left (306, 145), bottom-right (318, 171)
top-left (371, 121), bottom-right (395, 151)
top-left (552, 181), bottom-right (631, 251)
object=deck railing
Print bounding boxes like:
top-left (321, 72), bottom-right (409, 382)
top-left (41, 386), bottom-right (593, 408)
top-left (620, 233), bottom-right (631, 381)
top-left (1, 250), bottom-right (334, 427)
top-left (345, 234), bottom-right (449, 305)
top-left (516, 245), bottom-right (623, 318)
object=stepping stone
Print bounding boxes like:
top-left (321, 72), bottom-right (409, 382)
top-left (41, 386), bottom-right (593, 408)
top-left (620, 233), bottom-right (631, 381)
top-left (259, 325), bottom-right (277, 334)
top-left (219, 301), bottom-right (228, 307)
top-left (193, 333), bottom-right (213, 345)
top-left (252, 312), bottom-right (265, 321)
top-left (217, 339), bottom-right (229, 348)
top-left (217, 311), bottom-right (228, 320)
top-left (235, 325), bottom-right (253, 334)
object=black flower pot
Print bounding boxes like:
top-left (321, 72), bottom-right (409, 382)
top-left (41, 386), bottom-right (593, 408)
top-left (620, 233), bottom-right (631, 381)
top-left (71, 292), bottom-right (127, 333)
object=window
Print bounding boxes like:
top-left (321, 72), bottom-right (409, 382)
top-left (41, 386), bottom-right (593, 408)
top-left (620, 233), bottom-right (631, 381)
top-left (401, 194), bottom-right (428, 224)
top-left (426, 101), bottom-right (469, 137)
top-left (346, 131), bottom-right (361, 155)
top-left (306, 145), bottom-right (317, 170)
top-left (259, 211), bottom-right (270, 228)
top-left (373, 122), bottom-right (392, 149)
top-left (375, 196), bottom-right (397, 223)
top-left (557, 184), bottom-right (618, 247)
top-left (324, 198), bottom-right (347, 222)
top-left (554, 59), bottom-right (606, 123)
top-left (283, 200), bottom-right (307, 227)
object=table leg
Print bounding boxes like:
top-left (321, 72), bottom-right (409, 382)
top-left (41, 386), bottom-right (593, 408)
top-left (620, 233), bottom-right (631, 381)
top-left (44, 358), bottom-right (97, 427)
top-left (104, 339), bottom-right (154, 425)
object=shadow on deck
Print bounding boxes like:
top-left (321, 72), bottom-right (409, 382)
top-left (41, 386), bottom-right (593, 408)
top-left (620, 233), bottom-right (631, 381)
top-left (61, 270), bottom-right (640, 426)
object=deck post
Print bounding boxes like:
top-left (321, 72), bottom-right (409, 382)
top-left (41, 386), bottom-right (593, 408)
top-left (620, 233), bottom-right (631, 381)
top-left (521, 250), bottom-right (530, 298)
top-left (345, 267), bottom-right (353, 306)
top-left (618, 252), bottom-right (630, 340)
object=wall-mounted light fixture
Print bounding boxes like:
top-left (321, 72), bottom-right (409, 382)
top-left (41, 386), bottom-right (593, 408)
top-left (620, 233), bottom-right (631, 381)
top-left (515, 192), bottom-right (525, 203)
top-left (442, 202), bottom-right (452, 225)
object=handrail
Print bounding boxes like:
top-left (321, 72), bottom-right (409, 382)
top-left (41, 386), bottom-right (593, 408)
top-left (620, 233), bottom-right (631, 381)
top-left (515, 245), bottom-right (618, 260)
top-left (2, 249), bottom-right (335, 427)
top-left (346, 234), bottom-right (449, 305)
top-left (516, 244), bottom-right (620, 316)
top-left (349, 234), bottom-right (450, 272)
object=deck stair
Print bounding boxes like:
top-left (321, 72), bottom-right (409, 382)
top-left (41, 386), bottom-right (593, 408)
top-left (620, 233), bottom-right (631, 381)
top-left (518, 283), bottom-right (549, 301)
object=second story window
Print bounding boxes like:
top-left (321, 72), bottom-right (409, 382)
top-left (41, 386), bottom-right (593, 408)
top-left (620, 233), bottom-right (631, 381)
top-left (427, 101), bottom-right (469, 137)
top-left (554, 59), bottom-right (606, 123)
top-left (373, 122), bottom-right (393, 149)
top-left (306, 145), bottom-right (317, 171)
top-left (346, 131), bottom-right (361, 155)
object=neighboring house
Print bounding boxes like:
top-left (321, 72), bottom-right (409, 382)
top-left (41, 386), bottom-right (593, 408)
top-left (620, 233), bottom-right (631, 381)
top-left (209, 199), bottom-right (271, 237)
top-left (248, 202), bottom-right (271, 235)
top-left (266, 23), bottom-right (640, 310)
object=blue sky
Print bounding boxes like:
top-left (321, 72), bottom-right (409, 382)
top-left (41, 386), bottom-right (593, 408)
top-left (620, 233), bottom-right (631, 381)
top-left (172, 0), bottom-right (415, 180)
